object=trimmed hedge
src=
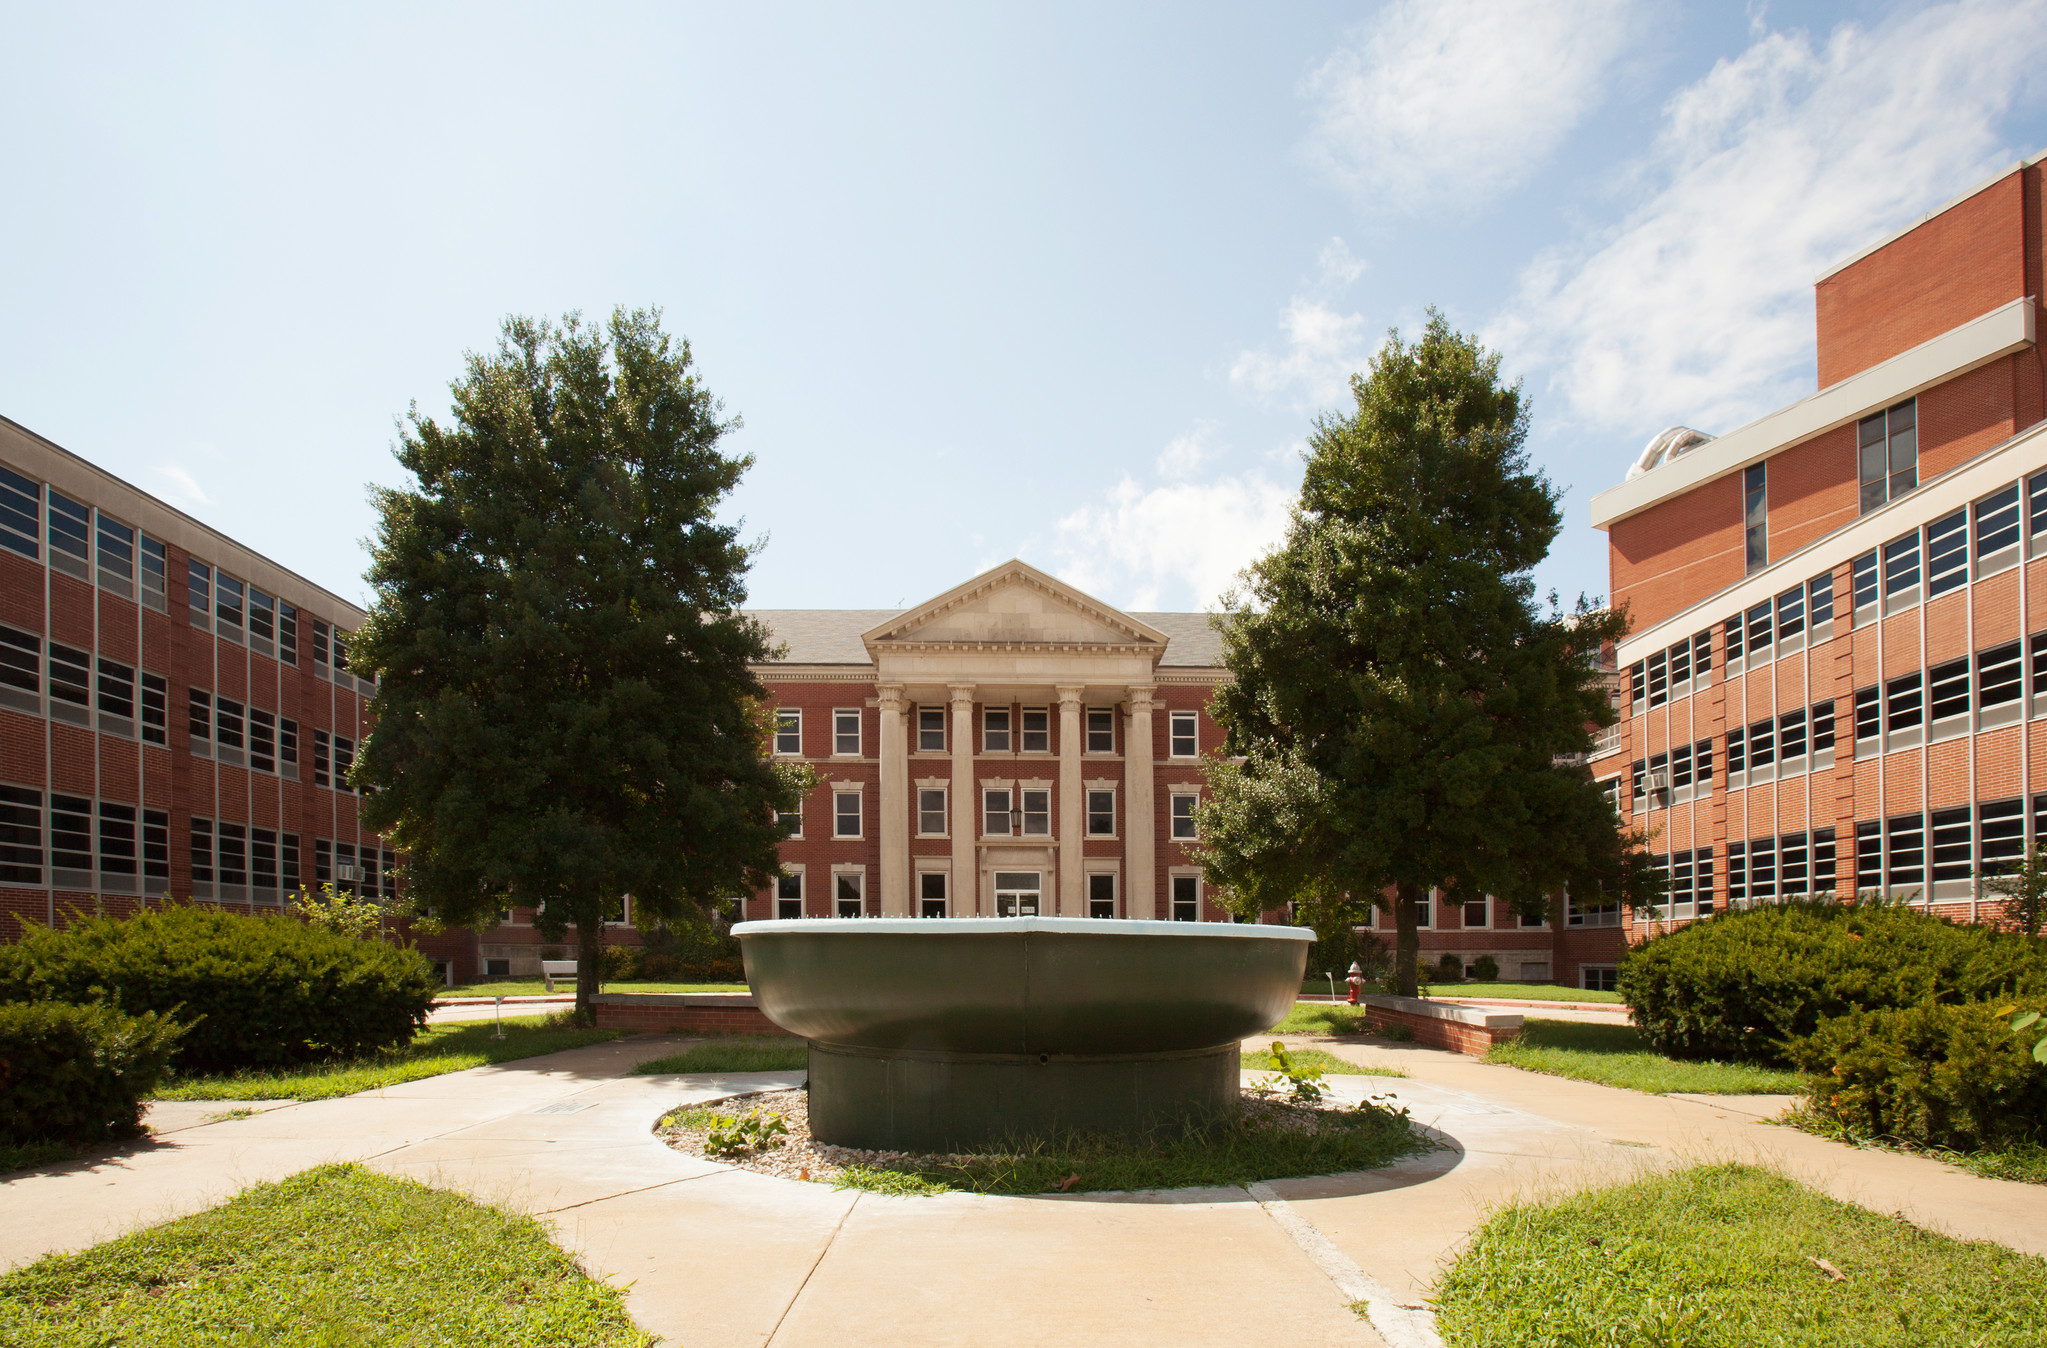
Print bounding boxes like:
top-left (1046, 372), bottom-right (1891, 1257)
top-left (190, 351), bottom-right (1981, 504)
top-left (1790, 1000), bottom-right (2047, 1151)
top-left (1620, 900), bottom-right (2047, 1065)
top-left (0, 906), bottom-right (437, 1076)
top-left (0, 1001), bottom-right (186, 1145)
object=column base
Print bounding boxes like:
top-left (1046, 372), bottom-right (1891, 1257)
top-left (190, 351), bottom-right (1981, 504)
top-left (805, 1040), bottom-right (1242, 1153)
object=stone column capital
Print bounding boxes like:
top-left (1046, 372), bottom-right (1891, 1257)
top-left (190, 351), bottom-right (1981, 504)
top-left (948, 682), bottom-right (977, 705)
top-left (1055, 684), bottom-right (1086, 706)
top-left (876, 684), bottom-right (907, 713)
top-left (1126, 685), bottom-right (1159, 712)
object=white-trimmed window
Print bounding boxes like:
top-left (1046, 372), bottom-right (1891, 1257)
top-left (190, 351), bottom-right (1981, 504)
top-left (1087, 871), bottom-right (1116, 919)
top-left (1566, 894), bottom-right (1619, 928)
top-left (834, 870), bottom-right (865, 918)
top-left (776, 871), bottom-right (803, 919)
top-left (917, 707), bottom-right (946, 752)
top-left (918, 871), bottom-right (948, 918)
top-left (984, 707), bottom-right (1011, 752)
top-left (1170, 874), bottom-right (1199, 921)
top-left (917, 788), bottom-right (947, 836)
top-left (1169, 711), bottom-right (1198, 758)
top-left (1581, 965), bottom-right (1618, 992)
top-left (1086, 707), bottom-right (1115, 753)
top-left (983, 787), bottom-right (1013, 836)
top-left (833, 790), bottom-right (862, 838)
top-left (1857, 397), bottom-right (1917, 514)
top-left (1462, 896), bottom-right (1489, 929)
top-left (1169, 793), bottom-right (1198, 840)
top-left (777, 801), bottom-right (802, 839)
top-left (1021, 707), bottom-right (1049, 752)
top-left (775, 709), bottom-right (802, 756)
top-left (1086, 789), bottom-right (1115, 836)
top-left (1520, 904), bottom-right (1547, 929)
top-left (1021, 788), bottom-right (1050, 836)
top-left (833, 709), bottom-right (861, 756)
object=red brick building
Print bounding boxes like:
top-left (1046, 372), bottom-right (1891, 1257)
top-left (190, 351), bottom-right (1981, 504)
top-left (1593, 150), bottom-right (2047, 953)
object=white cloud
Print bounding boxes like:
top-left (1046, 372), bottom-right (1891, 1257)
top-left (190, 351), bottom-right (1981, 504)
top-left (1491, 0), bottom-right (2047, 438)
top-left (1156, 422), bottom-right (1222, 479)
top-left (156, 464), bottom-right (210, 506)
top-left (1304, 0), bottom-right (1643, 214)
top-left (1229, 297), bottom-right (1370, 409)
top-left (1052, 453), bottom-right (1297, 611)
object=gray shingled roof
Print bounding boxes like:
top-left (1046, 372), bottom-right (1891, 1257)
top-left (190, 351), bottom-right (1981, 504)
top-left (746, 609), bottom-right (1225, 668)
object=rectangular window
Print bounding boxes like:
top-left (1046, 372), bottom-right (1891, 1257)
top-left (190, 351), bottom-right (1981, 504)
top-left (1670, 743), bottom-right (1693, 792)
top-left (0, 625), bottom-right (36, 703)
top-left (1856, 821), bottom-right (1882, 891)
top-left (47, 491), bottom-right (89, 578)
top-left (1726, 842), bottom-right (1746, 907)
top-left (1775, 585), bottom-right (1804, 644)
top-left (1745, 601), bottom-right (1772, 659)
top-left (248, 589), bottom-right (275, 650)
top-left (1631, 758), bottom-right (1647, 806)
top-left (1779, 831), bottom-right (1808, 895)
top-left (1808, 571), bottom-right (1834, 629)
top-left (1743, 463), bottom-right (1767, 573)
top-left (313, 728), bottom-right (330, 787)
top-left (1980, 798), bottom-right (2025, 877)
top-left (983, 707), bottom-right (1011, 752)
top-left (1722, 616), bottom-right (1743, 666)
top-left (1851, 550), bottom-right (1879, 615)
top-left (1088, 872), bottom-right (1116, 919)
top-left (96, 515), bottom-right (133, 594)
top-left (917, 707), bottom-right (945, 752)
top-left (188, 688), bottom-right (212, 744)
top-left (1813, 828), bottom-right (1837, 893)
top-left (48, 794), bottom-right (91, 884)
top-left (382, 849), bottom-right (398, 901)
top-left (1464, 897), bottom-right (1490, 928)
top-left (1777, 708), bottom-right (1806, 763)
top-left (777, 872), bottom-right (803, 919)
top-left (96, 658), bottom-right (133, 720)
top-left (252, 827), bottom-right (279, 891)
top-left (140, 536), bottom-right (167, 611)
top-left (333, 736), bottom-right (355, 793)
top-left (836, 873), bottom-right (864, 918)
top-left (1885, 672), bottom-right (1923, 734)
top-left (334, 842), bottom-right (357, 893)
top-left (1629, 661), bottom-right (1647, 706)
top-left (983, 788), bottom-right (1011, 836)
top-left (1749, 835), bottom-right (1777, 900)
top-left (140, 672), bottom-right (166, 745)
top-left (1883, 532), bottom-right (1920, 603)
top-left (1647, 649), bottom-right (1668, 706)
top-left (1171, 874), bottom-right (1199, 922)
top-left (920, 871), bottom-right (948, 919)
top-left (277, 601), bottom-right (298, 664)
top-left (1169, 710), bottom-right (1198, 758)
top-left (1087, 707), bottom-right (1114, 753)
top-left (312, 618), bottom-right (330, 670)
top-left (777, 803), bottom-right (801, 838)
top-left (775, 710), bottom-right (801, 756)
top-left (215, 696), bottom-right (244, 750)
top-left (1170, 794), bottom-right (1198, 840)
top-left (0, 466), bottom-right (38, 559)
top-left (1859, 399), bottom-right (1917, 512)
top-left (1811, 700), bottom-right (1835, 753)
top-left (1086, 789), bottom-right (1115, 836)
top-left (1887, 813), bottom-right (1926, 888)
top-left (1928, 658), bottom-right (1971, 727)
top-left (331, 633), bottom-right (350, 675)
top-left (1979, 641), bottom-right (2023, 715)
top-left (1726, 727), bottom-right (1745, 776)
top-left (1693, 629), bottom-right (1713, 683)
top-left (2032, 471), bottom-right (2047, 544)
top-left (1693, 738), bottom-right (1714, 789)
top-left (833, 709), bottom-right (861, 756)
top-left (1021, 788), bottom-right (1051, 836)
top-left (190, 816), bottom-right (214, 886)
top-left (1694, 845), bottom-right (1714, 915)
top-left (1976, 484), bottom-right (2022, 565)
top-left (187, 559), bottom-right (211, 624)
top-left (1021, 708), bottom-right (1049, 753)
top-left (279, 718), bottom-right (298, 775)
top-left (1854, 686), bottom-right (1881, 743)
top-left (143, 809), bottom-right (169, 884)
top-left (1667, 637), bottom-right (1690, 690)
top-left (315, 838), bottom-right (332, 886)
top-left (1930, 806), bottom-right (1973, 886)
top-left (249, 708), bottom-right (276, 773)
top-left (1746, 717), bottom-right (1774, 771)
top-left (918, 788), bottom-right (947, 835)
top-left (48, 643), bottom-right (89, 713)
top-left (97, 801), bottom-right (136, 879)
top-left (218, 823), bottom-right (247, 887)
top-left (1925, 510), bottom-right (1968, 598)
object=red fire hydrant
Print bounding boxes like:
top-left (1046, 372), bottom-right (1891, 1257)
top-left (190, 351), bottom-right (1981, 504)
top-left (1346, 960), bottom-right (1363, 1005)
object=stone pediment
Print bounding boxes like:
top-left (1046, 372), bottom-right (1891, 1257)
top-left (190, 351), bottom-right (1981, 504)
top-left (862, 561), bottom-right (1169, 656)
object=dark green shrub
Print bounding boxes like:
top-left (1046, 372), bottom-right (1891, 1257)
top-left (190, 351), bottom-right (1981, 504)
top-left (1789, 1000), bottom-right (2047, 1151)
top-left (0, 1001), bottom-right (187, 1144)
top-left (0, 906), bottom-right (437, 1076)
top-left (1471, 954), bottom-right (1500, 982)
top-left (1435, 952), bottom-right (1465, 983)
top-left (1620, 900), bottom-right (2047, 1064)
top-left (598, 943), bottom-right (638, 981)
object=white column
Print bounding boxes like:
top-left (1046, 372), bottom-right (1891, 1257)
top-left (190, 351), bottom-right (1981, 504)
top-left (877, 684), bottom-right (909, 916)
top-left (1057, 685), bottom-right (1084, 915)
top-left (950, 683), bottom-right (978, 915)
top-left (1125, 686), bottom-right (1157, 919)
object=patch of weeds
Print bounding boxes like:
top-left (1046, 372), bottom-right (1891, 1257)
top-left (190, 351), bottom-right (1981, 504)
top-left (204, 1108), bottom-right (258, 1123)
top-left (149, 1014), bottom-right (627, 1102)
top-left (0, 1140), bottom-right (83, 1175)
top-left (703, 1109), bottom-right (789, 1159)
top-left (832, 1167), bottom-right (954, 1197)
top-left (1241, 1045), bottom-right (1405, 1080)
top-left (1486, 1018), bottom-right (1805, 1095)
top-left (1434, 1162), bottom-right (2047, 1348)
top-left (1782, 1104), bottom-right (2047, 1186)
top-left (631, 1037), bottom-right (807, 1076)
top-left (0, 1163), bottom-right (652, 1347)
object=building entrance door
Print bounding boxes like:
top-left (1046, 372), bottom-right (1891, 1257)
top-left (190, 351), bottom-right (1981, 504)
top-left (994, 871), bottom-right (1041, 916)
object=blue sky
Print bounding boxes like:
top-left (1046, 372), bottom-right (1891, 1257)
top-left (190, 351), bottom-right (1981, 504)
top-left (3, 1), bottom-right (2043, 615)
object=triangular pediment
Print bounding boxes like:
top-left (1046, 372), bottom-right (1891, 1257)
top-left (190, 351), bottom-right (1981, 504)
top-left (862, 560), bottom-right (1169, 655)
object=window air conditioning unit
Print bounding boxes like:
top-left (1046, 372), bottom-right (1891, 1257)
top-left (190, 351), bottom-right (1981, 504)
top-left (335, 863), bottom-right (362, 883)
top-left (1645, 770), bottom-right (1671, 795)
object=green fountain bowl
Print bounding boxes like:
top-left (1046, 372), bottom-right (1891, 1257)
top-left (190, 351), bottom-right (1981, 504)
top-left (732, 917), bottom-right (1313, 1151)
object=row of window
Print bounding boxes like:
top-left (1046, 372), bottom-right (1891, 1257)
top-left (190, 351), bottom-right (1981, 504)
top-left (773, 706), bottom-right (1202, 758)
top-left (1852, 637), bottom-right (2035, 753)
top-left (1741, 398), bottom-right (1918, 576)
top-left (0, 624), bottom-right (172, 742)
top-left (0, 464), bottom-right (371, 691)
top-left (769, 867), bottom-right (1202, 921)
top-left (782, 784), bottom-right (1200, 841)
top-left (1366, 893), bottom-right (1556, 932)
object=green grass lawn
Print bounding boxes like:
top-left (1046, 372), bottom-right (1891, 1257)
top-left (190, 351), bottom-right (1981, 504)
top-left (442, 979), bottom-right (748, 998)
top-left (149, 1014), bottom-right (628, 1102)
top-left (1241, 1045), bottom-right (1406, 1078)
top-left (1301, 979), bottom-right (1624, 1004)
top-left (1432, 1163), bottom-right (2047, 1348)
top-left (1485, 1018), bottom-right (1804, 1095)
top-left (631, 1037), bottom-right (808, 1075)
top-left (0, 1164), bottom-right (651, 1347)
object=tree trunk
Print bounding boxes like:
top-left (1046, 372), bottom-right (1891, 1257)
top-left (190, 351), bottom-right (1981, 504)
top-left (1392, 882), bottom-right (1422, 997)
top-left (575, 914), bottom-right (602, 1026)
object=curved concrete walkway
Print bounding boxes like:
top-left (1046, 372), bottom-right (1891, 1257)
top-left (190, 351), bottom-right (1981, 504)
top-left (5, 1032), bottom-right (2044, 1347)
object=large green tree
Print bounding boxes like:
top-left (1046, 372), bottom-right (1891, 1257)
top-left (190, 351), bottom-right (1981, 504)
top-left (353, 308), bottom-right (809, 1020)
top-left (1197, 313), bottom-right (1659, 996)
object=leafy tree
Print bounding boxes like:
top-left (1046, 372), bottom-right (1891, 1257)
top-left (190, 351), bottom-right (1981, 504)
top-left (1196, 313), bottom-right (1660, 996)
top-left (353, 308), bottom-right (811, 1020)
top-left (1984, 843), bottom-right (2047, 937)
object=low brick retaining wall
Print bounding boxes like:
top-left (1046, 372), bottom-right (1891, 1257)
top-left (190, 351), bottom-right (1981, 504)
top-left (592, 991), bottom-right (790, 1037)
top-left (1359, 994), bottom-right (1522, 1056)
